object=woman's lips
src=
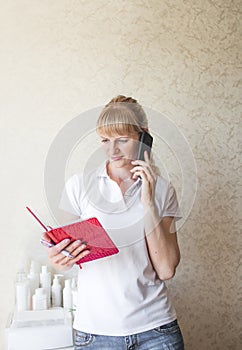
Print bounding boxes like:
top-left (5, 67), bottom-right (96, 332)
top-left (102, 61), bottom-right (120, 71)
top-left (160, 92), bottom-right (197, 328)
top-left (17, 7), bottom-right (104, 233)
top-left (111, 156), bottom-right (123, 161)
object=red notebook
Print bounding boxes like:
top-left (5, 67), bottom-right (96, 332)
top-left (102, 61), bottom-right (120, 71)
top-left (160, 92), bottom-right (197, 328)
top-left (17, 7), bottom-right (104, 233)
top-left (45, 217), bottom-right (119, 266)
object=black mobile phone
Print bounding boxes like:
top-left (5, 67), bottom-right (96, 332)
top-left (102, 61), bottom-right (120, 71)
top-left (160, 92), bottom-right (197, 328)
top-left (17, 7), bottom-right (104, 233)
top-left (137, 130), bottom-right (153, 161)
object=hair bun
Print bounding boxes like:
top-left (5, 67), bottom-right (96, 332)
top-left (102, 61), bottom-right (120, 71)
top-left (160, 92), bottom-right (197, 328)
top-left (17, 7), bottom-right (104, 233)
top-left (106, 95), bottom-right (137, 105)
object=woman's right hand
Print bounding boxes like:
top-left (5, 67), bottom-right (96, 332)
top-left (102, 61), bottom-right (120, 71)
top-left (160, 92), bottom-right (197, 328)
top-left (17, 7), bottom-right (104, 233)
top-left (42, 233), bottom-right (90, 271)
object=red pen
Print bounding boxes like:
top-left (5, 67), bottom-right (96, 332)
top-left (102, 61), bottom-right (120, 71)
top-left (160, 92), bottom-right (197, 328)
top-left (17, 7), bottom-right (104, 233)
top-left (26, 206), bottom-right (74, 259)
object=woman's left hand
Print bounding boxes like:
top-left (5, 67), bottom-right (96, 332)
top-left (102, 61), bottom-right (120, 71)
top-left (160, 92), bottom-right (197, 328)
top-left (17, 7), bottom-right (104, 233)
top-left (130, 151), bottom-right (157, 209)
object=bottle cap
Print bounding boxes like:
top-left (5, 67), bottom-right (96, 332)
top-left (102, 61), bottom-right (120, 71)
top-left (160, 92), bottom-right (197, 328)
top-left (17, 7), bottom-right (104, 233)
top-left (29, 260), bottom-right (39, 274)
top-left (52, 275), bottom-right (61, 285)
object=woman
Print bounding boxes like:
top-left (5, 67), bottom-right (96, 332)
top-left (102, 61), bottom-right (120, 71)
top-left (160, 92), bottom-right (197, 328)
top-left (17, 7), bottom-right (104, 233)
top-left (43, 95), bottom-right (185, 349)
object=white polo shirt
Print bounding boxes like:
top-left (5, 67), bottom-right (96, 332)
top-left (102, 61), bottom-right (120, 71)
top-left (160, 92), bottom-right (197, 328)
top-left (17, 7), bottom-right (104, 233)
top-left (59, 162), bottom-right (181, 336)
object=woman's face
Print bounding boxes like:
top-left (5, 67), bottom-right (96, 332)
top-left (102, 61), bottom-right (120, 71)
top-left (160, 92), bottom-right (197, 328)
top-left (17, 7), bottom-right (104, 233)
top-left (100, 132), bottom-right (139, 168)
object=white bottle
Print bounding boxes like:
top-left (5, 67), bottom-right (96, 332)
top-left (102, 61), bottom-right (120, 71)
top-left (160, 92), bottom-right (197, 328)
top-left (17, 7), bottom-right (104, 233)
top-left (63, 279), bottom-right (72, 309)
top-left (15, 269), bottom-right (30, 311)
top-left (71, 277), bottom-right (77, 290)
top-left (51, 275), bottom-right (62, 307)
top-left (32, 288), bottom-right (47, 310)
top-left (40, 265), bottom-right (51, 308)
top-left (71, 277), bottom-right (78, 316)
top-left (27, 261), bottom-right (39, 307)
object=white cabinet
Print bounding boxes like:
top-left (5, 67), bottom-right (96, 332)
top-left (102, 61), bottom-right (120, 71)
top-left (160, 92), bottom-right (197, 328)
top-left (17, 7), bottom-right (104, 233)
top-left (5, 307), bottom-right (74, 350)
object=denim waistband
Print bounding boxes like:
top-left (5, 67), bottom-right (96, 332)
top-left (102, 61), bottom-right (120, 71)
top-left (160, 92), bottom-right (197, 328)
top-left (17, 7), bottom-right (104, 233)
top-left (158, 319), bottom-right (178, 329)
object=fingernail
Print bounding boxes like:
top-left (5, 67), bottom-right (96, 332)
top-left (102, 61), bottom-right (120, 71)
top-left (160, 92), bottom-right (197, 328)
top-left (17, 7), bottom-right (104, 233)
top-left (81, 244), bottom-right (87, 249)
top-left (64, 239), bottom-right (70, 243)
top-left (75, 240), bottom-right (81, 244)
top-left (84, 250), bottom-right (90, 256)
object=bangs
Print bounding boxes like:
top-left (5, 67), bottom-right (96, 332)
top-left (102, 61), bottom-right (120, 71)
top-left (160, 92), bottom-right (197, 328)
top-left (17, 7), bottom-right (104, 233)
top-left (96, 105), bottom-right (142, 136)
top-left (97, 123), bottom-right (139, 136)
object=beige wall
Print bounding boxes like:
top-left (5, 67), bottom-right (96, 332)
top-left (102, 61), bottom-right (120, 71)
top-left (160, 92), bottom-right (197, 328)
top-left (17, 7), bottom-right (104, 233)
top-left (0, 1), bottom-right (241, 349)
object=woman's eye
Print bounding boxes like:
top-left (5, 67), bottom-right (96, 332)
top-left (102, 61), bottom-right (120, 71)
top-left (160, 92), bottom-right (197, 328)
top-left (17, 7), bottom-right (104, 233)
top-left (101, 138), bottom-right (129, 144)
top-left (118, 139), bottom-right (128, 143)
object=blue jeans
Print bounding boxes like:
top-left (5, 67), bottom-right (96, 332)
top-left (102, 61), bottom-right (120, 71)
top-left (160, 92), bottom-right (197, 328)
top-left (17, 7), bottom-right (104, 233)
top-left (74, 319), bottom-right (184, 349)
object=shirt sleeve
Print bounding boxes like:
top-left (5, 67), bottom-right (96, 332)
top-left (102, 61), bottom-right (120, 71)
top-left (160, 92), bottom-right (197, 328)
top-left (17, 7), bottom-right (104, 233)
top-left (155, 177), bottom-right (182, 221)
top-left (162, 182), bottom-right (182, 221)
top-left (59, 174), bottom-right (82, 216)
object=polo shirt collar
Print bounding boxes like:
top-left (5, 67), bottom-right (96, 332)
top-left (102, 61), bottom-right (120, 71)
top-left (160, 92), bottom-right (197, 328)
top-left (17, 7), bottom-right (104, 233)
top-left (96, 161), bottom-right (141, 184)
top-left (96, 161), bottom-right (109, 178)
top-left (95, 161), bottom-right (142, 199)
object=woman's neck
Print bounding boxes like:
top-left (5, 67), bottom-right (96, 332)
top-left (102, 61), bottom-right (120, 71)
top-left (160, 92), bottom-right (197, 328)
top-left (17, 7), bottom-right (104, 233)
top-left (106, 162), bottom-right (133, 185)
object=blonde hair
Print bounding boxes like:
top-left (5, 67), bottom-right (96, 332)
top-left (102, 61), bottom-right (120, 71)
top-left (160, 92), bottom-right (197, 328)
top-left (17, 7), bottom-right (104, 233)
top-left (96, 95), bottom-right (148, 136)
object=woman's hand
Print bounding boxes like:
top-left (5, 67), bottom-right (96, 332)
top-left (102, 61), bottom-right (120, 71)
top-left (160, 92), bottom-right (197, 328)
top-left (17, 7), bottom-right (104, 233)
top-left (42, 232), bottom-right (90, 271)
top-left (130, 151), bottom-right (157, 209)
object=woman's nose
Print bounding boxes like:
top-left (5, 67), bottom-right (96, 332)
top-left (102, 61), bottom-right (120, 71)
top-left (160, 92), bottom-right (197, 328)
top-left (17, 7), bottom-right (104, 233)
top-left (110, 141), bottom-right (119, 154)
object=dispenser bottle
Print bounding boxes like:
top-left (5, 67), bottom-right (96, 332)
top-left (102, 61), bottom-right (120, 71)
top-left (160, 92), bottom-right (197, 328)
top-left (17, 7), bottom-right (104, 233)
top-left (63, 279), bottom-right (72, 309)
top-left (40, 265), bottom-right (51, 308)
top-left (32, 288), bottom-right (47, 310)
top-left (15, 268), bottom-right (30, 311)
top-left (51, 275), bottom-right (62, 307)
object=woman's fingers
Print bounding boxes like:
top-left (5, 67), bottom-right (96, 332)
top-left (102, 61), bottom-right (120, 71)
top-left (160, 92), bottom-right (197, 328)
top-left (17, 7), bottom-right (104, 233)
top-left (40, 234), bottom-right (90, 271)
top-left (68, 248), bottom-right (90, 264)
top-left (70, 243), bottom-right (88, 256)
top-left (51, 240), bottom-right (90, 266)
top-left (131, 151), bottom-right (157, 207)
top-left (130, 165), bottom-right (155, 182)
top-left (58, 245), bottom-right (90, 267)
top-left (131, 153), bottom-right (155, 180)
top-left (42, 232), bottom-right (52, 242)
top-left (131, 168), bottom-right (148, 181)
top-left (143, 150), bottom-right (150, 163)
top-left (48, 239), bottom-right (71, 258)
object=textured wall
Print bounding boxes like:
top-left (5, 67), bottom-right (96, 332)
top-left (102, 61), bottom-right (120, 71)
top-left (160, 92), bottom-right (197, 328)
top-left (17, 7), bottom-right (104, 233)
top-left (0, 1), bottom-right (241, 349)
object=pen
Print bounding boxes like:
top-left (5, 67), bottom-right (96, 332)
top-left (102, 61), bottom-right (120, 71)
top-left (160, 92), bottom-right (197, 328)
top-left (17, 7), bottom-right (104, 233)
top-left (40, 238), bottom-right (74, 259)
top-left (26, 206), bottom-right (49, 231)
top-left (26, 206), bottom-right (77, 263)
